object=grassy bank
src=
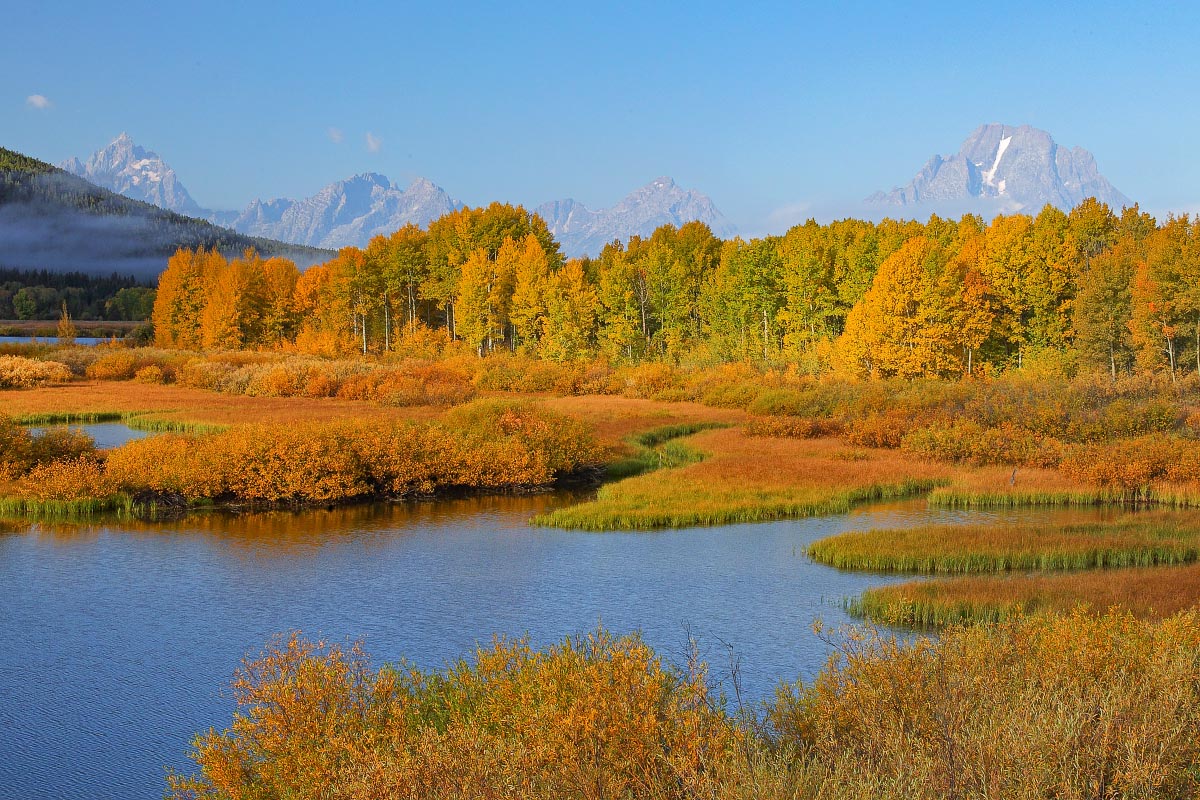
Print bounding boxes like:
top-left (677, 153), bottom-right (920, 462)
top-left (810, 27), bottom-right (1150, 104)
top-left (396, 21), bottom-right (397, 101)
top-left (809, 512), bottom-right (1200, 574)
top-left (13, 409), bottom-right (226, 434)
top-left (536, 429), bottom-right (950, 530)
top-left (852, 562), bottom-right (1200, 628)
top-left (0, 493), bottom-right (137, 518)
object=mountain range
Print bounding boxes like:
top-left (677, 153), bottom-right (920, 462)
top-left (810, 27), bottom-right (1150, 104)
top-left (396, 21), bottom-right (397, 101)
top-left (53, 124), bottom-right (1134, 262)
top-left (207, 174), bottom-right (461, 250)
top-left (536, 177), bottom-right (737, 257)
top-left (62, 135), bottom-right (737, 257)
top-left (867, 123), bottom-right (1131, 214)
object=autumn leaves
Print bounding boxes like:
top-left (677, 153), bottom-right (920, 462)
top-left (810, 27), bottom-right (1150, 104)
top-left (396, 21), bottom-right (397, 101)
top-left (1, 401), bottom-right (602, 511)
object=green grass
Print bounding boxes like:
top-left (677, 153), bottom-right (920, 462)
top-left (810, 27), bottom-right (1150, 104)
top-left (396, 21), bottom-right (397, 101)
top-left (15, 411), bottom-right (125, 425)
top-left (846, 586), bottom-right (1024, 629)
top-left (631, 422), bottom-right (728, 448)
top-left (535, 478), bottom-right (939, 531)
top-left (0, 493), bottom-right (137, 518)
top-left (600, 422), bottom-right (726, 480)
top-left (15, 410), bottom-right (227, 434)
top-left (808, 514), bottom-right (1200, 575)
top-left (929, 486), bottom-right (1200, 510)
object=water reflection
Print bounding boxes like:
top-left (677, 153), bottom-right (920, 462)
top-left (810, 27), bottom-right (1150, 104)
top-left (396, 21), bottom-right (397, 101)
top-left (0, 495), bottom-right (1128, 800)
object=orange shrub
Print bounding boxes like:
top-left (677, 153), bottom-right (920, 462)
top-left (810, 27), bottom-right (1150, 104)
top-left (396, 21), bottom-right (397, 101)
top-left (302, 371), bottom-right (336, 397)
top-left (85, 351), bottom-right (138, 380)
top-left (745, 416), bottom-right (844, 439)
top-left (134, 365), bottom-right (166, 384)
top-left (0, 355), bottom-right (72, 388)
top-left (1060, 434), bottom-right (1200, 495)
top-left (167, 629), bottom-right (737, 800)
top-left (772, 611), bottom-right (1200, 799)
top-left (844, 409), bottom-right (919, 449)
top-left (0, 418), bottom-right (95, 479)
top-left (616, 362), bottom-right (681, 399)
top-left (902, 420), bottom-right (1063, 468)
top-left (16, 456), bottom-right (117, 501)
top-left (102, 400), bottom-right (602, 506)
top-left (104, 434), bottom-right (229, 498)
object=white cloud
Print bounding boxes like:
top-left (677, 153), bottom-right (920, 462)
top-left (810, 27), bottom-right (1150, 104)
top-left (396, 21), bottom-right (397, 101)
top-left (327, 127), bottom-right (344, 144)
top-left (365, 131), bottom-right (382, 153)
top-left (25, 94), bottom-right (52, 110)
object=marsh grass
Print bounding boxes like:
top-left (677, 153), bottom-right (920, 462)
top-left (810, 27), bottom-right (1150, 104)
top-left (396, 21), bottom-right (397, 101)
top-left (536, 430), bottom-right (951, 530)
top-left (0, 493), bottom-right (136, 518)
top-left (929, 467), bottom-right (1200, 510)
top-left (852, 563), bottom-right (1200, 627)
top-left (15, 410), bottom-right (226, 434)
top-left (602, 421), bottom-right (726, 480)
top-left (809, 512), bottom-right (1200, 574)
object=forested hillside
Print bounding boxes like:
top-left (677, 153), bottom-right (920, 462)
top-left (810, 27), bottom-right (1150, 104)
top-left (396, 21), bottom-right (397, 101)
top-left (153, 197), bottom-right (1196, 382)
top-left (0, 147), bottom-right (331, 278)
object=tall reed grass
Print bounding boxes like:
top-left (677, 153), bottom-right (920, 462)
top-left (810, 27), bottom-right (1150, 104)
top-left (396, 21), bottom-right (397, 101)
top-left (809, 513), bottom-right (1200, 574)
top-left (851, 562), bottom-right (1200, 628)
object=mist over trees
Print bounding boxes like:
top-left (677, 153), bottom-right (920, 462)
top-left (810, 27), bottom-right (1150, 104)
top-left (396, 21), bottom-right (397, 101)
top-left (0, 147), bottom-right (331, 279)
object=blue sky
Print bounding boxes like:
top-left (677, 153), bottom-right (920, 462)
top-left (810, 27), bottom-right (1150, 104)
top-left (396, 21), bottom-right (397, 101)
top-left (5, 1), bottom-right (1198, 234)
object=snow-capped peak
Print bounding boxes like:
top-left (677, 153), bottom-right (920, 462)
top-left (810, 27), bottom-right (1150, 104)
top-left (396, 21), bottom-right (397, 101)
top-left (60, 134), bottom-right (202, 215)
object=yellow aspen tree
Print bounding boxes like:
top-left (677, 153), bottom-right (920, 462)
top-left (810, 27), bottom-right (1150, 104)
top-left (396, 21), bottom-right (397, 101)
top-left (541, 259), bottom-right (599, 361)
top-left (510, 234), bottom-right (551, 351)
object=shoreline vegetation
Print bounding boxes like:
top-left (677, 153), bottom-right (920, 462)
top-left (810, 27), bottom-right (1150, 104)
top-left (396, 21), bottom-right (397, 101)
top-left (168, 613), bottom-right (1200, 800)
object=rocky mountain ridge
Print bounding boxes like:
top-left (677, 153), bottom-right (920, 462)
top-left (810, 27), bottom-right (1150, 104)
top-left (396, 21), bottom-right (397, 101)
top-left (867, 123), bottom-right (1132, 213)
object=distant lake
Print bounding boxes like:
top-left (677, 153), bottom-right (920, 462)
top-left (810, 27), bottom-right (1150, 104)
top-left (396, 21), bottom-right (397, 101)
top-left (0, 336), bottom-right (118, 346)
top-left (0, 497), bottom-right (1117, 800)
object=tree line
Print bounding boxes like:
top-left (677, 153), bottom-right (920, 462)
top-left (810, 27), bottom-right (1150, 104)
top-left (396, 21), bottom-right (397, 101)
top-left (152, 198), bottom-right (1200, 381)
top-left (0, 268), bottom-right (155, 321)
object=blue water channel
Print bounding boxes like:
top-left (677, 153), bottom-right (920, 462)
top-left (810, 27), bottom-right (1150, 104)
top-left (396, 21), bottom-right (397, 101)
top-left (0, 497), bottom-right (1112, 799)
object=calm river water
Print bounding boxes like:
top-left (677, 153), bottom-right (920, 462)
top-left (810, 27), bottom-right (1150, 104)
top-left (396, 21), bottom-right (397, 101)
top-left (0, 496), bottom-right (1111, 799)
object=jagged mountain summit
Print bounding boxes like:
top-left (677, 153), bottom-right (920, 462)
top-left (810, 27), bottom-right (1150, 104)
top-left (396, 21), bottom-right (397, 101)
top-left (62, 135), bottom-right (733, 254)
top-left (866, 124), bottom-right (1132, 214)
top-left (211, 173), bottom-right (463, 250)
top-left (537, 177), bottom-right (737, 258)
top-left (60, 133), bottom-right (203, 216)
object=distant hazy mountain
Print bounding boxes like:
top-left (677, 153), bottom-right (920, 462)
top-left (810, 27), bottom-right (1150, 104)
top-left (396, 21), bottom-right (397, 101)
top-left (1, 146), bottom-right (330, 278)
top-left (213, 173), bottom-right (463, 249)
top-left (61, 136), bottom-right (735, 254)
top-left (60, 132), bottom-right (203, 216)
top-left (867, 124), bottom-right (1132, 214)
top-left (536, 177), bottom-right (737, 258)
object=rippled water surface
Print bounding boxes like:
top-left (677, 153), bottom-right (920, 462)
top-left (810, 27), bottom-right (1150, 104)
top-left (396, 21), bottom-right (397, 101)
top-left (0, 497), bottom-right (1115, 799)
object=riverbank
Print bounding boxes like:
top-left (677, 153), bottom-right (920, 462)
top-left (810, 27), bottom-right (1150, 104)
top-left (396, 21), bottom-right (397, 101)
top-left (170, 612), bottom-right (1200, 800)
